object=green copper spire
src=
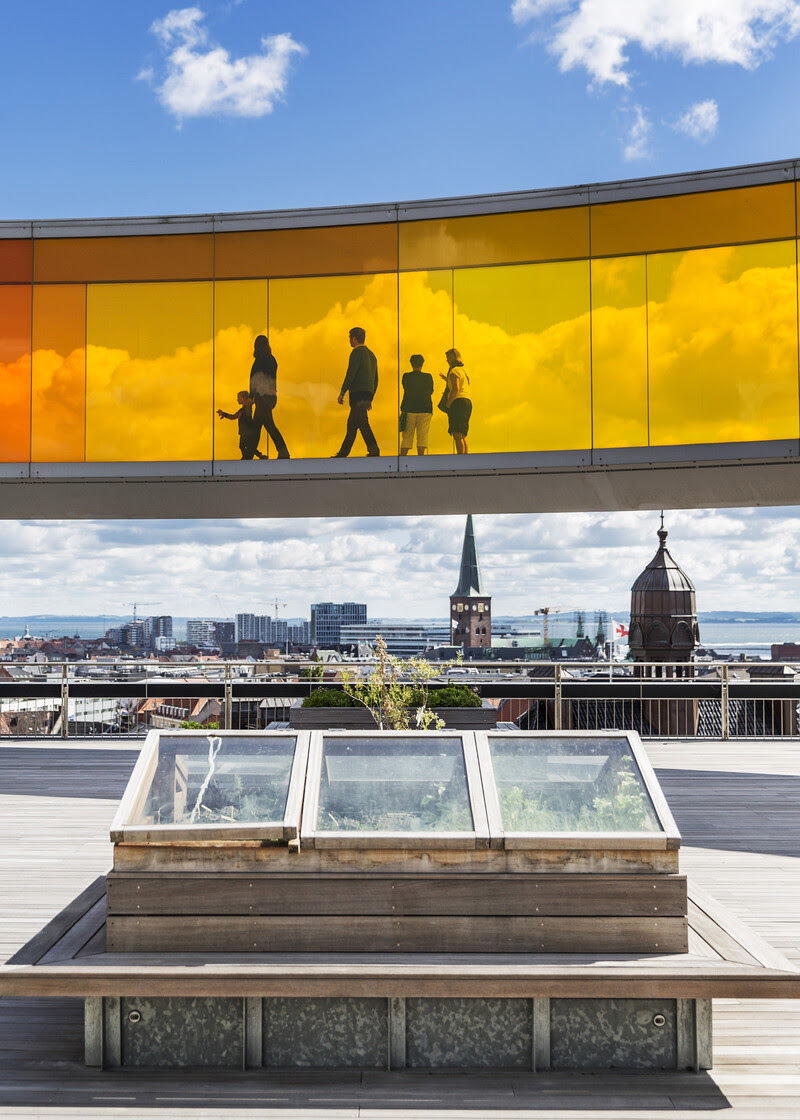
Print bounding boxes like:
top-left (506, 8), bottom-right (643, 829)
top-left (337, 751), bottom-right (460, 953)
top-left (453, 514), bottom-right (485, 597)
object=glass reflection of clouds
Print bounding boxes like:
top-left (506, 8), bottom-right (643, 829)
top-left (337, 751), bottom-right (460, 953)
top-left (2, 180), bottom-right (799, 464)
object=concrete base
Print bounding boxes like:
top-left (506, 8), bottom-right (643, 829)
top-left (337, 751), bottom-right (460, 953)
top-left (87, 995), bottom-right (712, 1072)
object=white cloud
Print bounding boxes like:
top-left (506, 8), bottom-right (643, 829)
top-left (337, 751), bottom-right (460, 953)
top-left (141, 7), bottom-right (306, 121)
top-left (622, 104), bottom-right (651, 160)
top-left (4, 509), bottom-right (800, 620)
top-left (672, 98), bottom-right (720, 141)
top-left (511, 0), bottom-right (800, 87)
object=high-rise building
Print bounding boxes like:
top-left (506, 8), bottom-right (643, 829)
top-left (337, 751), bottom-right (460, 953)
top-left (147, 616), bottom-right (173, 650)
top-left (213, 621), bottom-right (235, 647)
top-left (287, 621), bottom-right (311, 646)
top-left (450, 515), bottom-right (491, 649)
top-left (271, 619), bottom-right (288, 647)
top-left (186, 619), bottom-right (218, 647)
top-left (310, 602), bottom-right (367, 647)
top-left (235, 613), bottom-right (271, 644)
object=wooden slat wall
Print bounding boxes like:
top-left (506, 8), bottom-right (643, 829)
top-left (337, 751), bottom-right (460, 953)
top-left (105, 913), bottom-right (688, 954)
top-left (106, 872), bottom-right (687, 917)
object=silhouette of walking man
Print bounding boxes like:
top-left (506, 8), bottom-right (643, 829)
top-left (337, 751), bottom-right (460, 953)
top-left (334, 327), bottom-right (380, 458)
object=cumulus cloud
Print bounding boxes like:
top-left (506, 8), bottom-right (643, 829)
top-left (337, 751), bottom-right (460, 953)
top-left (622, 104), bottom-right (652, 160)
top-left (140, 7), bottom-right (306, 121)
top-left (3, 510), bottom-right (800, 619)
top-left (671, 98), bottom-right (720, 141)
top-left (511, 0), bottom-right (800, 87)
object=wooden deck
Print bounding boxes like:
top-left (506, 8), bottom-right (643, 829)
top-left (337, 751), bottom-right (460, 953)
top-left (1, 738), bottom-right (800, 1116)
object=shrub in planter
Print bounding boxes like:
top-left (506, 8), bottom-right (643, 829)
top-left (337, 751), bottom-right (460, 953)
top-left (302, 688), bottom-right (355, 708)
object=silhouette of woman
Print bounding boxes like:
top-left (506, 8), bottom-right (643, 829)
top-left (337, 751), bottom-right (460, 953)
top-left (250, 335), bottom-right (290, 459)
top-left (441, 348), bottom-right (471, 454)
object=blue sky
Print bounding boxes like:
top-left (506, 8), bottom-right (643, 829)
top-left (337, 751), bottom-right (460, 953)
top-left (3, 0), bottom-right (800, 219)
top-left (3, 1), bottom-right (800, 619)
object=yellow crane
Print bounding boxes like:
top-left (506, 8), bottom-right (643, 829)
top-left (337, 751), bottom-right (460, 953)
top-left (534, 606), bottom-right (580, 647)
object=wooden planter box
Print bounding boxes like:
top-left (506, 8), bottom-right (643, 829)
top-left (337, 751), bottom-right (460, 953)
top-left (289, 698), bottom-right (498, 730)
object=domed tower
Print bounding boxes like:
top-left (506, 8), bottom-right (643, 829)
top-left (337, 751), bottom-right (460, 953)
top-left (629, 516), bottom-right (699, 678)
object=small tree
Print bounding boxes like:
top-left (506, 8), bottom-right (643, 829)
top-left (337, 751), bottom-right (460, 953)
top-left (340, 636), bottom-right (459, 730)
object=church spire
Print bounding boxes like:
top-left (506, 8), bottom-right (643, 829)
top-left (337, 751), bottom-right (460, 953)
top-left (453, 514), bottom-right (484, 597)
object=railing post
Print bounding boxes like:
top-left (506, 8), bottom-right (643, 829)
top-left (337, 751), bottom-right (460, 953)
top-left (61, 663), bottom-right (69, 740)
top-left (554, 664), bottom-right (562, 730)
top-left (721, 664), bottom-right (729, 741)
top-left (224, 664), bottom-right (233, 730)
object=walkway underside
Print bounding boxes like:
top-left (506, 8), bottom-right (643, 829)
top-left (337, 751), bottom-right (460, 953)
top-left (1, 445), bottom-right (799, 518)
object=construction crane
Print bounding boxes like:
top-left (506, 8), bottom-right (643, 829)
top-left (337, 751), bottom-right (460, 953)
top-left (266, 599), bottom-right (289, 653)
top-left (534, 606), bottom-right (580, 647)
top-left (124, 602), bottom-right (160, 624)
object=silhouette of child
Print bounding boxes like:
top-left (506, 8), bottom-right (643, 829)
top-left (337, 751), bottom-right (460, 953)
top-left (217, 391), bottom-right (265, 460)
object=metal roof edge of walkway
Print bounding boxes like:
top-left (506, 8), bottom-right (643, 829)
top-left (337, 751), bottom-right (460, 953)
top-left (1, 156), bottom-right (798, 238)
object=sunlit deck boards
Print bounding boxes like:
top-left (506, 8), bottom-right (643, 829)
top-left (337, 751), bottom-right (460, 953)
top-left (1, 738), bottom-right (800, 1115)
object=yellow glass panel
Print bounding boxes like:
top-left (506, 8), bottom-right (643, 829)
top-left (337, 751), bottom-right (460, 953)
top-left (215, 224), bottom-right (397, 279)
top-left (268, 274), bottom-right (398, 459)
top-left (648, 240), bottom-right (799, 445)
top-left (452, 261), bottom-right (591, 453)
top-left (400, 207), bottom-right (589, 271)
top-left (592, 183), bottom-right (795, 258)
top-left (0, 285), bottom-right (31, 462)
top-left (86, 282), bottom-right (213, 461)
top-left (32, 285), bottom-right (86, 462)
top-left (213, 280), bottom-right (268, 460)
top-left (35, 234), bottom-right (213, 283)
top-left (591, 257), bottom-right (648, 448)
top-left (398, 271), bottom-right (453, 454)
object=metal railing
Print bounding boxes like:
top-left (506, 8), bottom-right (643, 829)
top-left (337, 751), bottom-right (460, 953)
top-left (0, 659), bottom-right (798, 740)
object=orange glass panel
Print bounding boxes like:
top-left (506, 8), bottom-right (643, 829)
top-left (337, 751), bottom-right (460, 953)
top-left (268, 273), bottom-right (398, 459)
top-left (0, 239), bottom-right (31, 283)
top-left (592, 183), bottom-right (795, 258)
top-left (0, 285), bottom-right (31, 462)
top-left (398, 271), bottom-right (453, 454)
top-left (399, 207), bottom-right (589, 272)
top-left (86, 282), bottom-right (213, 461)
top-left (591, 256), bottom-right (648, 448)
top-left (32, 285), bottom-right (86, 462)
top-left (215, 224), bottom-right (397, 280)
top-left (648, 241), bottom-right (799, 445)
top-left (35, 234), bottom-right (213, 283)
top-left (452, 261), bottom-right (591, 454)
top-left (213, 280), bottom-right (268, 460)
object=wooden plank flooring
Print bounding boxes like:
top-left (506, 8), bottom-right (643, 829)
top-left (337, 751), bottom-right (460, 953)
top-left (1, 738), bottom-right (799, 1117)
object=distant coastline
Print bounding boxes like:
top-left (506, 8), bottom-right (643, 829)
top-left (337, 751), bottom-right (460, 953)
top-left (3, 612), bottom-right (800, 655)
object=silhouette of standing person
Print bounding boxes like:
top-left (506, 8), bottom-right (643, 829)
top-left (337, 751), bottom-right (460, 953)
top-left (250, 335), bottom-right (290, 459)
top-left (399, 354), bottom-right (433, 455)
top-left (441, 347), bottom-right (471, 454)
top-left (334, 326), bottom-right (380, 457)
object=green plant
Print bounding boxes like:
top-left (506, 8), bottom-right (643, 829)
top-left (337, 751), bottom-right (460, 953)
top-left (339, 637), bottom-right (463, 731)
top-left (180, 720), bottom-right (220, 729)
top-left (302, 688), bottom-right (355, 708)
top-left (427, 684), bottom-right (482, 708)
top-left (301, 664), bottom-right (324, 681)
top-left (496, 759), bottom-right (658, 833)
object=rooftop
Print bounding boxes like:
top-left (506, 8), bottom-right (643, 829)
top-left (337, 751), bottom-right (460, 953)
top-left (1, 736), bottom-right (799, 1114)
